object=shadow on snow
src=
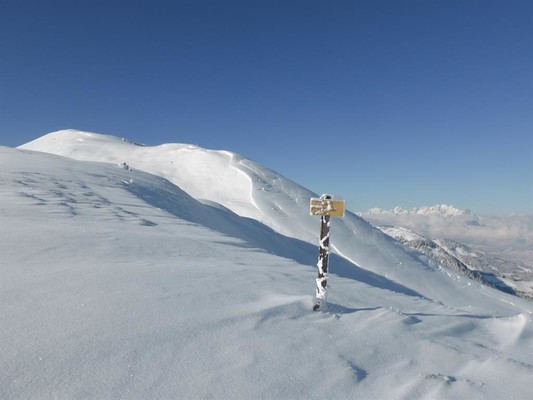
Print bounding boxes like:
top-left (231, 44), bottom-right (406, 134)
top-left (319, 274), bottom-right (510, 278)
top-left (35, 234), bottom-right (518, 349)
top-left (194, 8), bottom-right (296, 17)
top-left (126, 177), bottom-right (424, 300)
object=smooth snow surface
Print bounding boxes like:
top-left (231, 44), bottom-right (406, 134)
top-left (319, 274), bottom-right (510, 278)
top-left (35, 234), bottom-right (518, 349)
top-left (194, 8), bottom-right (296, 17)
top-left (2, 131), bottom-right (532, 399)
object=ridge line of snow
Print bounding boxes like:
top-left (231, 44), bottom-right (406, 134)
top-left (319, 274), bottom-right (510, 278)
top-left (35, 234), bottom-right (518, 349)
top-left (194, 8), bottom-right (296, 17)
top-left (227, 152), bottom-right (261, 216)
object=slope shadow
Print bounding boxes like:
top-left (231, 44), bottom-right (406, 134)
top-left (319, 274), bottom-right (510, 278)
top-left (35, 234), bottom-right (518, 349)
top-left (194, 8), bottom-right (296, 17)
top-left (400, 312), bottom-right (494, 320)
top-left (479, 272), bottom-right (517, 296)
top-left (126, 177), bottom-right (424, 299)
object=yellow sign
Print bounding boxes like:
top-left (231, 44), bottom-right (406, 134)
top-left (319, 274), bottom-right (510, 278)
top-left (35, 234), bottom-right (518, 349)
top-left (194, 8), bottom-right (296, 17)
top-left (310, 198), bottom-right (345, 217)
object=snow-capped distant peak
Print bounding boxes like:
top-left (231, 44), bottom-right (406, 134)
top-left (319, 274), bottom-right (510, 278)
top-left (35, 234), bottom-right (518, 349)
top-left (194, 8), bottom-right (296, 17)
top-left (361, 204), bottom-right (474, 217)
top-left (413, 204), bottom-right (473, 217)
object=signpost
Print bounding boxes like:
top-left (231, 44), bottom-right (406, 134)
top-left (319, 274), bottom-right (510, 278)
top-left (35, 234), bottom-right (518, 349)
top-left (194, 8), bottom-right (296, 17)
top-left (310, 194), bottom-right (345, 311)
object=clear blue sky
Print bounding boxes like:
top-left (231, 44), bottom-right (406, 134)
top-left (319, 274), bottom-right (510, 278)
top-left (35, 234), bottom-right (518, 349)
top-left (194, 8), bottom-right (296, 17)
top-left (1, 0), bottom-right (531, 214)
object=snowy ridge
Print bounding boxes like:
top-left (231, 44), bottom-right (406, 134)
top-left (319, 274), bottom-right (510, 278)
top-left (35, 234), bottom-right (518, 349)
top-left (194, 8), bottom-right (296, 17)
top-left (20, 130), bottom-right (318, 242)
top-left (3, 131), bottom-right (532, 399)
top-left (20, 130), bottom-right (260, 220)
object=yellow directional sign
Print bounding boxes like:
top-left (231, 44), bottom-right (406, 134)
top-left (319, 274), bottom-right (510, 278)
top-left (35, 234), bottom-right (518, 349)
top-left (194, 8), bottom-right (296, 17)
top-left (310, 198), bottom-right (345, 217)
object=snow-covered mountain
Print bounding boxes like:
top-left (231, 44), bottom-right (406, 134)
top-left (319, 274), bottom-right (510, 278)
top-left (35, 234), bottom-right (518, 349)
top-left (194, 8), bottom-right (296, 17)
top-left (436, 238), bottom-right (533, 298)
top-left (359, 205), bottom-right (533, 266)
top-left (360, 205), bottom-right (533, 300)
top-left (379, 226), bottom-right (533, 300)
top-left (364, 204), bottom-right (476, 218)
top-left (2, 130), bottom-right (532, 399)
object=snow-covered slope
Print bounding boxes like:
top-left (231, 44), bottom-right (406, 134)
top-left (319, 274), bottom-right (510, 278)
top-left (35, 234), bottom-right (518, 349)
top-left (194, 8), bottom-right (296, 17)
top-left (18, 130), bottom-right (526, 311)
top-left (435, 238), bottom-right (533, 299)
top-left (2, 145), bottom-right (533, 399)
top-left (0, 148), bottom-right (533, 399)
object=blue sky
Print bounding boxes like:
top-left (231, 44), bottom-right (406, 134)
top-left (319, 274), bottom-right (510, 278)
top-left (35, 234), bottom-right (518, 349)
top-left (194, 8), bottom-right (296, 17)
top-left (1, 0), bottom-right (531, 214)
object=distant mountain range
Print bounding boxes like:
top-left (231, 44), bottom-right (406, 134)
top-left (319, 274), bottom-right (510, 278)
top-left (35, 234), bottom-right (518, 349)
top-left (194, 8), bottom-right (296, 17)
top-left (359, 206), bottom-right (533, 299)
top-left (362, 204), bottom-right (475, 217)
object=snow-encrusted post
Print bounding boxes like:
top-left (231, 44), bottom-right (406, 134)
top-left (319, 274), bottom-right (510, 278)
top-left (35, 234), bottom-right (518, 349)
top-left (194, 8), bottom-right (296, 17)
top-left (315, 213), bottom-right (331, 310)
top-left (310, 194), bottom-right (345, 311)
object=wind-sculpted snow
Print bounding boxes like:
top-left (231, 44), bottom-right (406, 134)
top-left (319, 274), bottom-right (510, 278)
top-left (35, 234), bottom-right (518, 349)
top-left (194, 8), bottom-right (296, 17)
top-left (2, 146), bottom-right (533, 400)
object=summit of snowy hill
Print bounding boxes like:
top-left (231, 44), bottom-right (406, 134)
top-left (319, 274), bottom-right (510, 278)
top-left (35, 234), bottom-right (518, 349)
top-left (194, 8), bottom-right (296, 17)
top-left (2, 145), bottom-right (533, 399)
top-left (21, 130), bottom-right (261, 221)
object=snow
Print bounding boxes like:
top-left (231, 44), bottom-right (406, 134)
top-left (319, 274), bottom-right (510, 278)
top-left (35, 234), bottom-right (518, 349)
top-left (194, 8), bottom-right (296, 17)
top-left (3, 131), bottom-right (533, 399)
top-left (380, 226), bottom-right (427, 242)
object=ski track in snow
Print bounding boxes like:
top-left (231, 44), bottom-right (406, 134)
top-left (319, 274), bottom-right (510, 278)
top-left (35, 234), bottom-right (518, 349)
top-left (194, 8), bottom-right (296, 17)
top-left (3, 131), bottom-right (533, 399)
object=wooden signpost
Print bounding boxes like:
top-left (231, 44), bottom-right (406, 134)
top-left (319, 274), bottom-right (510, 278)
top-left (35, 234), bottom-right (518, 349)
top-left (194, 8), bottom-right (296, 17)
top-left (310, 194), bottom-right (345, 311)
